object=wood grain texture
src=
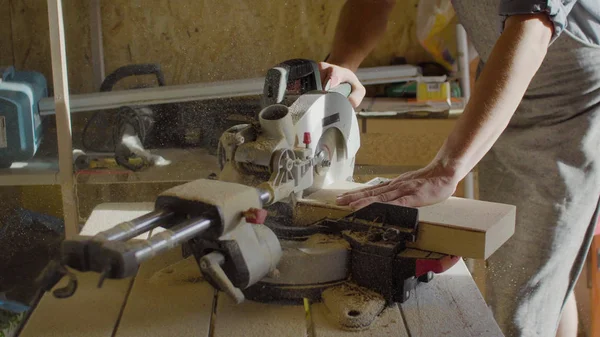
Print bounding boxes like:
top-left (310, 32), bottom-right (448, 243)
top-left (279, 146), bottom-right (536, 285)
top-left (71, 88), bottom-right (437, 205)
top-left (399, 260), bottom-right (503, 337)
top-left (19, 203), bottom-right (155, 337)
top-left (114, 255), bottom-right (215, 337)
top-left (6, 0), bottom-right (431, 94)
top-left (311, 303), bottom-right (409, 337)
top-left (99, 0), bottom-right (429, 89)
top-left (0, 0), bottom-right (13, 66)
top-left (213, 295), bottom-right (307, 337)
top-left (356, 119), bottom-right (456, 167)
top-left (9, 0), bottom-right (94, 94)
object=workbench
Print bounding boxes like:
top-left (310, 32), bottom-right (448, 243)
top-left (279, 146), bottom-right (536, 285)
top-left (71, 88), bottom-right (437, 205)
top-left (16, 202), bottom-right (504, 337)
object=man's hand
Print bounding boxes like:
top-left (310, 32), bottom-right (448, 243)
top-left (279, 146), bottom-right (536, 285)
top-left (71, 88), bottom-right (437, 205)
top-left (336, 163), bottom-right (459, 209)
top-left (319, 62), bottom-right (366, 108)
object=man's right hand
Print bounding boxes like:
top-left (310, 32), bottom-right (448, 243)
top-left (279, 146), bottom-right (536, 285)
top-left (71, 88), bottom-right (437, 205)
top-left (318, 61), bottom-right (366, 108)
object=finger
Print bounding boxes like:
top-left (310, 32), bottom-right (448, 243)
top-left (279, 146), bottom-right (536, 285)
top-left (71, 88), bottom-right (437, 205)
top-left (338, 180), bottom-right (391, 197)
top-left (348, 188), bottom-right (408, 210)
top-left (336, 183), bottom-right (395, 206)
top-left (388, 195), bottom-right (418, 207)
top-left (318, 62), bottom-right (333, 87)
top-left (348, 84), bottom-right (366, 108)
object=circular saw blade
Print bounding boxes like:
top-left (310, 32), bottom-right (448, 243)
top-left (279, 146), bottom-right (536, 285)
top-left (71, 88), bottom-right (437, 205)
top-left (310, 128), bottom-right (346, 193)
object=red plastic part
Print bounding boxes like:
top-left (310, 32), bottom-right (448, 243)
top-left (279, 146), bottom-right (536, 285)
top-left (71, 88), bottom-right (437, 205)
top-left (244, 208), bottom-right (268, 224)
top-left (415, 255), bottom-right (461, 277)
top-left (303, 132), bottom-right (311, 146)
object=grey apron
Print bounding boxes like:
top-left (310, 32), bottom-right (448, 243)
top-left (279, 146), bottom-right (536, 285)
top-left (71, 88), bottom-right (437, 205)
top-left (451, 1), bottom-right (600, 336)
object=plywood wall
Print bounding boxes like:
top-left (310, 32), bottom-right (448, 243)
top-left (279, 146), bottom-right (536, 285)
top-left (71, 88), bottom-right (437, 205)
top-left (0, 0), bottom-right (431, 94)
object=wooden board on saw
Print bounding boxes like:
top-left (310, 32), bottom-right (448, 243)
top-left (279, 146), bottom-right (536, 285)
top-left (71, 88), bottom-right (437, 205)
top-left (356, 117), bottom-right (456, 167)
top-left (294, 181), bottom-right (515, 259)
top-left (18, 203), bottom-right (156, 337)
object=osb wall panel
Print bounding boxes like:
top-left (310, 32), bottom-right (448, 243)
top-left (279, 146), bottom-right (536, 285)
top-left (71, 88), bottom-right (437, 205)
top-left (100, 0), bottom-right (428, 87)
top-left (5, 0), bottom-right (94, 94)
top-left (1, 0), bottom-right (430, 93)
top-left (0, 0), bottom-right (13, 66)
top-left (356, 118), bottom-right (457, 166)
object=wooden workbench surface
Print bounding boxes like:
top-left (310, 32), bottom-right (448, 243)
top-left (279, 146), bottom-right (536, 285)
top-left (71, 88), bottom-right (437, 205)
top-left (17, 203), bottom-right (503, 337)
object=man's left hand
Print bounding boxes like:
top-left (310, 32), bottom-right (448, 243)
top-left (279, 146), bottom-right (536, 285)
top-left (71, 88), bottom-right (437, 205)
top-left (336, 164), bottom-right (459, 209)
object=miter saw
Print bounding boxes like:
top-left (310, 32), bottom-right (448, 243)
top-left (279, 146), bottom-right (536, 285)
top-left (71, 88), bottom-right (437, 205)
top-left (36, 59), bottom-right (459, 330)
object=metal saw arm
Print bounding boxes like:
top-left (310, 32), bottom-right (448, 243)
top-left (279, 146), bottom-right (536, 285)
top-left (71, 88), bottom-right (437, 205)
top-left (37, 179), bottom-right (282, 304)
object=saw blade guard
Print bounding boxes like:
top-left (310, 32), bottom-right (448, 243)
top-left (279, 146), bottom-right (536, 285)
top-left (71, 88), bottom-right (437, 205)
top-left (289, 91), bottom-right (360, 193)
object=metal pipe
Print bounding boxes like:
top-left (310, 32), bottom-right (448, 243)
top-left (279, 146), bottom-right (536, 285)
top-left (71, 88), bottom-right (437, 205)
top-left (93, 209), bottom-right (174, 242)
top-left (38, 65), bottom-right (421, 116)
top-left (134, 216), bottom-right (212, 263)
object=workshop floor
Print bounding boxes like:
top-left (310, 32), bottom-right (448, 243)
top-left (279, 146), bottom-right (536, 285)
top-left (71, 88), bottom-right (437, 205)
top-left (0, 207), bottom-right (63, 337)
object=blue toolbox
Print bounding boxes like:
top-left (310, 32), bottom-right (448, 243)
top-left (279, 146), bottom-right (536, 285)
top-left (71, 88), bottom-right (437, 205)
top-left (0, 66), bottom-right (48, 168)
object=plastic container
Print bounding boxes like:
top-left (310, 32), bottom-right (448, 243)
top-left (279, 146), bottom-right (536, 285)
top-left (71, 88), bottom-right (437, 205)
top-left (0, 66), bottom-right (47, 168)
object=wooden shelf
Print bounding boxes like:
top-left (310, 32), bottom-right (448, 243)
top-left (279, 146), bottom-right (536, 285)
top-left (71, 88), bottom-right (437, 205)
top-left (0, 159), bottom-right (59, 186)
top-left (74, 148), bottom-right (220, 185)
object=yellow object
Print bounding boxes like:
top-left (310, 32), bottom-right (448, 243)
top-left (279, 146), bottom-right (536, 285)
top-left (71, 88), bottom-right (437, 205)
top-left (416, 0), bottom-right (458, 70)
top-left (417, 81), bottom-right (451, 102)
top-left (89, 157), bottom-right (144, 169)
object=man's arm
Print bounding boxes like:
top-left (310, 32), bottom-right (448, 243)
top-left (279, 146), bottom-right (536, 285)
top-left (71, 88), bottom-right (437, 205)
top-left (337, 13), bottom-right (555, 208)
top-left (319, 0), bottom-right (396, 107)
top-left (433, 13), bottom-right (554, 181)
top-left (327, 0), bottom-right (396, 71)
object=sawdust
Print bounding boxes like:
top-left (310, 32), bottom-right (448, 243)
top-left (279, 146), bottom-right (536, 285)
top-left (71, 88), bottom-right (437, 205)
top-left (321, 283), bottom-right (386, 331)
top-left (303, 233), bottom-right (348, 246)
top-left (147, 256), bottom-right (204, 286)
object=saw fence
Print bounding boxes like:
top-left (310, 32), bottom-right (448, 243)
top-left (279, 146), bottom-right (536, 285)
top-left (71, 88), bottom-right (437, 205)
top-left (16, 202), bottom-right (503, 337)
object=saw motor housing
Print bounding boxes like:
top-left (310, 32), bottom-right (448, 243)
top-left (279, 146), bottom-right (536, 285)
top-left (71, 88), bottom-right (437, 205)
top-left (217, 59), bottom-right (360, 204)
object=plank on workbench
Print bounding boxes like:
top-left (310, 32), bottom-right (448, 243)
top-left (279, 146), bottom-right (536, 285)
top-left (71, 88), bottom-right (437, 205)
top-left (212, 294), bottom-right (307, 337)
top-left (311, 303), bottom-right (409, 337)
top-left (399, 259), bottom-right (503, 337)
top-left (19, 203), bottom-right (156, 337)
top-left (114, 253), bottom-right (215, 337)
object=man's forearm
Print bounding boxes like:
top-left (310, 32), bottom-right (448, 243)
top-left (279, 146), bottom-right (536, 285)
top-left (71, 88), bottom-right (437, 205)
top-left (434, 14), bottom-right (554, 181)
top-left (327, 0), bottom-right (396, 71)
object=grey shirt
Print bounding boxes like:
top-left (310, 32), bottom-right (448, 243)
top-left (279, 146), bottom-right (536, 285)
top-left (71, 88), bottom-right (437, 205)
top-left (499, 0), bottom-right (600, 46)
top-left (449, 1), bottom-right (600, 336)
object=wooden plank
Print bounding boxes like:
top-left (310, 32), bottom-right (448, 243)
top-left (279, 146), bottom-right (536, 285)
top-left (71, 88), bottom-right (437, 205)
top-left (47, 0), bottom-right (78, 238)
top-left (89, 0), bottom-right (105, 90)
top-left (311, 301), bottom-right (409, 337)
top-left (399, 259), bottom-right (503, 337)
top-left (114, 254), bottom-right (215, 337)
top-left (356, 119), bottom-right (456, 167)
top-left (74, 148), bottom-right (220, 185)
top-left (213, 295), bottom-right (307, 337)
top-left (295, 181), bottom-right (516, 259)
top-left (19, 203), bottom-right (155, 337)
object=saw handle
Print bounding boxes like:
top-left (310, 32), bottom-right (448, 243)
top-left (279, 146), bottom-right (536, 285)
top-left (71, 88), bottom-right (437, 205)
top-left (326, 82), bottom-right (352, 98)
top-left (100, 63), bottom-right (166, 92)
top-left (262, 59), bottom-right (322, 106)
